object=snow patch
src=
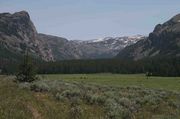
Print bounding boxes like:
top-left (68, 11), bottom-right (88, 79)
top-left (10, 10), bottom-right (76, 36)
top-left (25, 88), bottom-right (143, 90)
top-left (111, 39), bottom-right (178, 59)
top-left (112, 40), bottom-right (118, 45)
top-left (124, 40), bottom-right (128, 43)
top-left (88, 37), bottom-right (113, 43)
top-left (92, 38), bottom-right (104, 42)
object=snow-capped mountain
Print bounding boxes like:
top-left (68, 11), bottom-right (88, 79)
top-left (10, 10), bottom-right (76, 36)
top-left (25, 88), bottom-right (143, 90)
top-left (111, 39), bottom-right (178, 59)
top-left (85, 35), bottom-right (144, 44)
top-left (76, 35), bottom-right (145, 50)
top-left (44, 35), bottom-right (146, 60)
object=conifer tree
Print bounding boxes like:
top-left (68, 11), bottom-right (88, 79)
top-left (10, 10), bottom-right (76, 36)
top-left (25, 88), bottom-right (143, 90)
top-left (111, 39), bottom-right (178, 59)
top-left (16, 49), bottom-right (37, 82)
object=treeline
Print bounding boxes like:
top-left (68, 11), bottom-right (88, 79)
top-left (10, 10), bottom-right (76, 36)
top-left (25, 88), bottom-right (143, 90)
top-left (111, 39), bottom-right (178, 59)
top-left (141, 56), bottom-right (180, 76)
top-left (0, 59), bottom-right (18, 74)
top-left (1, 56), bottom-right (180, 77)
top-left (0, 52), bottom-right (40, 74)
top-left (38, 56), bottom-right (180, 77)
top-left (38, 59), bottom-right (143, 74)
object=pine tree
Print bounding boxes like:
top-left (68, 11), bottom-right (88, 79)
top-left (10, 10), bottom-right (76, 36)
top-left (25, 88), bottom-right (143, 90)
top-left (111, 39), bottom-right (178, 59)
top-left (16, 50), bottom-right (37, 82)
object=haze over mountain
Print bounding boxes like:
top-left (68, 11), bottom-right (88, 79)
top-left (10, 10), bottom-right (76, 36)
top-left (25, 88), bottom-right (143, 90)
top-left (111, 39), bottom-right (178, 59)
top-left (0, 11), bottom-right (144, 61)
top-left (116, 14), bottom-right (180, 60)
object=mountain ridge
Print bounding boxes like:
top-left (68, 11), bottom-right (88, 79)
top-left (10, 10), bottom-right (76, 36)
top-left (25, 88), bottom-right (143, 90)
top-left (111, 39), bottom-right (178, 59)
top-left (0, 11), bottom-right (144, 61)
top-left (116, 13), bottom-right (180, 60)
top-left (41, 34), bottom-right (144, 60)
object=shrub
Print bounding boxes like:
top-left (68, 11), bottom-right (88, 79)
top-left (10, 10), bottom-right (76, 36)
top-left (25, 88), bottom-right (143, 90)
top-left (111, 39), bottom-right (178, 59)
top-left (105, 99), bottom-right (121, 119)
top-left (68, 98), bottom-right (83, 119)
top-left (18, 82), bottom-right (31, 90)
top-left (55, 93), bottom-right (65, 101)
top-left (92, 95), bottom-right (106, 105)
top-left (84, 93), bottom-right (106, 105)
top-left (30, 82), bottom-right (50, 92)
top-left (69, 106), bottom-right (83, 119)
top-left (61, 89), bottom-right (81, 99)
top-left (105, 99), bottom-right (129, 119)
top-left (118, 97), bottom-right (132, 108)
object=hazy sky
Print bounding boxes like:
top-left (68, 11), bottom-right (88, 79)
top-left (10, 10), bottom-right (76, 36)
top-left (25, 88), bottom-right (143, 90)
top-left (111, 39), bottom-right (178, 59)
top-left (0, 0), bottom-right (180, 40)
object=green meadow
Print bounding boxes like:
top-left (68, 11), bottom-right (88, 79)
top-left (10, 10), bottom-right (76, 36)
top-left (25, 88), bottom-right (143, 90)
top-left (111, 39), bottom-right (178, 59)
top-left (41, 74), bottom-right (180, 91)
top-left (0, 74), bottom-right (180, 119)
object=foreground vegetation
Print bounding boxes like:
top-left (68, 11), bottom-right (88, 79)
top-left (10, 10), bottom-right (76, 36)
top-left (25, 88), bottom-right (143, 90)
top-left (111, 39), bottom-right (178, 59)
top-left (0, 75), bottom-right (103, 119)
top-left (0, 74), bottom-right (180, 119)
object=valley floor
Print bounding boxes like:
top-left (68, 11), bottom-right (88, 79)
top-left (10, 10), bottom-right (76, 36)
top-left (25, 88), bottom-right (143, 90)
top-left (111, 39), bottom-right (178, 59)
top-left (0, 74), bottom-right (180, 119)
top-left (41, 74), bottom-right (180, 91)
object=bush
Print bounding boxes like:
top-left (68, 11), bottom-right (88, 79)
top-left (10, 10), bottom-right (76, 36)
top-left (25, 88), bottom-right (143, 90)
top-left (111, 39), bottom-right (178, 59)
top-left (88, 94), bottom-right (106, 105)
top-left (61, 89), bottom-right (81, 99)
top-left (68, 98), bottom-right (83, 119)
top-left (118, 98), bottom-right (132, 108)
top-left (18, 82), bottom-right (31, 90)
top-left (105, 99), bottom-right (125, 119)
top-left (55, 93), bottom-right (65, 101)
top-left (30, 82), bottom-right (50, 92)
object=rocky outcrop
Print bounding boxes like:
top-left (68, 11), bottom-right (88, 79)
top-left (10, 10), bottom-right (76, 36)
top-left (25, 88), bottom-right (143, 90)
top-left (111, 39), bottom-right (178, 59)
top-left (0, 11), bottom-right (54, 61)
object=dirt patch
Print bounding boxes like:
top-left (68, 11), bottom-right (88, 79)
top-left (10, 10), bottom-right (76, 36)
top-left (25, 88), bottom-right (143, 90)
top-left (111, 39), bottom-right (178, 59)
top-left (26, 103), bottom-right (42, 119)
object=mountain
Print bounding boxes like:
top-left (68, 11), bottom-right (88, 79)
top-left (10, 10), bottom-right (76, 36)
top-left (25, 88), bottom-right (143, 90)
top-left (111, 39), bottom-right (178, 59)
top-left (0, 11), bottom-right (144, 61)
top-left (0, 11), bottom-right (54, 61)
top-left (116, 14), bottom-right (180, 60)
top-left (40, 35), bottom-right (144, 60)
top-left (70, 35), bottom-right (144, 59)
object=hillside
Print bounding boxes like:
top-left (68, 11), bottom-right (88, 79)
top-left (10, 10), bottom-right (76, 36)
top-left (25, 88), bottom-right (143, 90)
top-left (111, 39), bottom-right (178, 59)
top-left (116, 14), bottom-right (180, 60)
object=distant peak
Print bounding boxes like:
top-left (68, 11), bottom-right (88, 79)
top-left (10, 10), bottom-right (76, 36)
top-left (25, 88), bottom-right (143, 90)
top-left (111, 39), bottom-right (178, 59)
top-left (13, 11), bottom-right (30, 19)
top-left (14, 10), bottom-right (29, 14)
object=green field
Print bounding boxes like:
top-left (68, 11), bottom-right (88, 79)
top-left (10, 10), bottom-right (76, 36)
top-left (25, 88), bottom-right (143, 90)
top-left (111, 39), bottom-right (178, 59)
top-left (0, 74), bottom-right (180, 119)
top-left (41, 74), bottom-right (180, 91)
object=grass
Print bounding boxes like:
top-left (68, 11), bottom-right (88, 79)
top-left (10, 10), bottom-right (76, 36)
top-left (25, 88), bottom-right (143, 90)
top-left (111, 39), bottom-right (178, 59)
top-left (0, 74), bottom-right (180, 119)
top-left (40, 74), bottom-right (180, 91)
top-left (29, 77), bottom-right (180, 119)
top-left (0, 75), bottom-right (104, 119)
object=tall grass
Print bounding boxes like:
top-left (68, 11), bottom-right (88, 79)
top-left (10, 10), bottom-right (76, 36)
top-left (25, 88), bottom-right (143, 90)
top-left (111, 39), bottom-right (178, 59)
top-left (27, 79), bottom-right (180, 119)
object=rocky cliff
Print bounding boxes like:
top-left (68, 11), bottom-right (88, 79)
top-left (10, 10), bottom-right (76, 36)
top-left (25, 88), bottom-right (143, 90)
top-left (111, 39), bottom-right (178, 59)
top-left (0, 11), bottom-right (54, 61)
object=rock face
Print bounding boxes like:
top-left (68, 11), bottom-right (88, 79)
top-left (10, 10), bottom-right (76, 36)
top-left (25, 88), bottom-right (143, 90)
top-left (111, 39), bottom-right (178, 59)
top-left (0, 11), bottom-right (144, 61)
top-left (116, 14), bottom-right (180, 60)
top-left (0, 11), bottom-right (54, 61)
top-left (38, 33), bottom-right (69, 60)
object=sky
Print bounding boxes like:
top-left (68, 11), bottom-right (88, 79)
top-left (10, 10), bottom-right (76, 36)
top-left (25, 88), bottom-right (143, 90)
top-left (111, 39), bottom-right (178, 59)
top-left (0, 0), bottom-right (180, 40)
